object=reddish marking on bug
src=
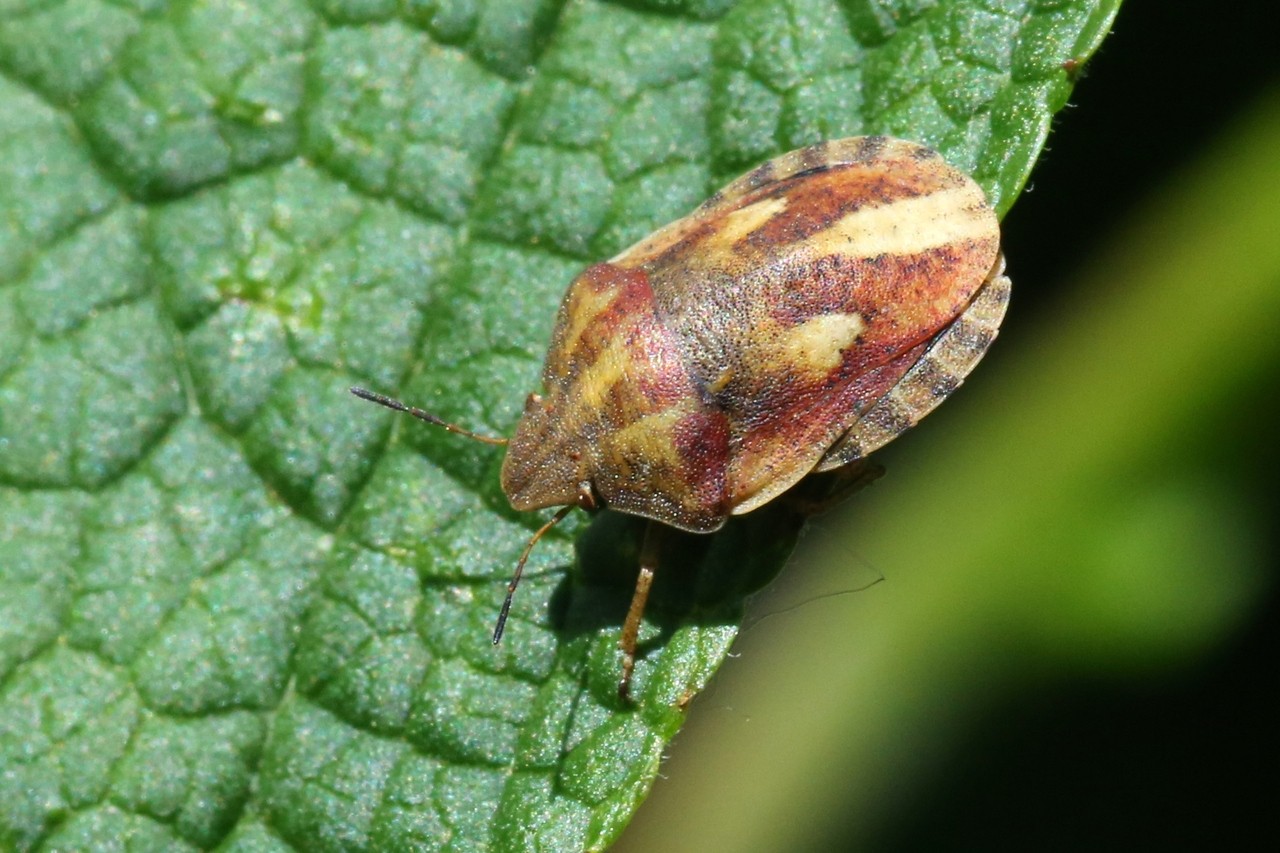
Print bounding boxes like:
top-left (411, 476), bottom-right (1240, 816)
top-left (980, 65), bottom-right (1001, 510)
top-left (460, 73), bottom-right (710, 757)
top-left (671, 409), bottom-right (731, 512)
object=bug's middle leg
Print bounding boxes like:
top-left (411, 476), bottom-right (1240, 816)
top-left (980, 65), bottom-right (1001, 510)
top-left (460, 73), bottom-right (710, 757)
top-left (618, 521), bottom-right (663, 700)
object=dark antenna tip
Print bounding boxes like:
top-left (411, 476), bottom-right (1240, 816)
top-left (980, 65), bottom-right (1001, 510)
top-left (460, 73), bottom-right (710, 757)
top-left (491, 504), bottom-right (575, 646)
top-left (349, 386), bottom-right (508, 446)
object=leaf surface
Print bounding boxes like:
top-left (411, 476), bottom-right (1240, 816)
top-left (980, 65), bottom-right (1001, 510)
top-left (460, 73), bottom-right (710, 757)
top-left (0, 0), bottom-right (1119, 849)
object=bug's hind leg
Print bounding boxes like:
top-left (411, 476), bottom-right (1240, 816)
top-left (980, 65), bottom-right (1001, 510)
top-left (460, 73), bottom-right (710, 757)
top-left (785, 459), bottom-right (886, 518)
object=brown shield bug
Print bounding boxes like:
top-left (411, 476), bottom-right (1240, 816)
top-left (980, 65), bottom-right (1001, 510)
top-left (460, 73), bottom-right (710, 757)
top-left (353, 135), bottom-right (1010, 700)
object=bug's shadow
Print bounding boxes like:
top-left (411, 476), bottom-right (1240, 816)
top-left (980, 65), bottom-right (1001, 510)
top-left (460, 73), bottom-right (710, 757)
top-left (545, 497), bottom-right (814, 669)
top-left (542, 464), bottom-right (884, 662)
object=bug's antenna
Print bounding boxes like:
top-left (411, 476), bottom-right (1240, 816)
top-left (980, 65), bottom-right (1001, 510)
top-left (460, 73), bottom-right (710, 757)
top-left (350, 386), bottom-right (508, 445)
top-left (493, 504), bottom-right (575, 645)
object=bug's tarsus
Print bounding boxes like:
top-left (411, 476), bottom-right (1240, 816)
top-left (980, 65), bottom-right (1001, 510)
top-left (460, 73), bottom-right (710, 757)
top-left (492, 503), bottom-right (576, 646)
top-left (618, 521), bottom-right (664, 702)
top-left (349, 386), bottom-right (508, 445)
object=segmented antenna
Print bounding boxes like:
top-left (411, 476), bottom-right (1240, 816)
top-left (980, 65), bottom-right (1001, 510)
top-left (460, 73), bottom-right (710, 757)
top-left (349, 386), bottom-right (508, 445)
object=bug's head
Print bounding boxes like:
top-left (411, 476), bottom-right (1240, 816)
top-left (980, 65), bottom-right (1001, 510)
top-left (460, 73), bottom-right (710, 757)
top-left (500, 391), bottom-right (597, 513)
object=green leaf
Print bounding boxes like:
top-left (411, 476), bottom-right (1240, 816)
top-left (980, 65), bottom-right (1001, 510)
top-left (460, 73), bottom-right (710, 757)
top-left (0, 0), bottom-right (1119, 849)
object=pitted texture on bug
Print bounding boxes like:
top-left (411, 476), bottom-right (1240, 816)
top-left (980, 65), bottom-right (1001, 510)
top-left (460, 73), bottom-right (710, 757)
top-left (502, 136), bottom-right (1004, 533)
top-left (818, 255), bottom-right (1010, 469)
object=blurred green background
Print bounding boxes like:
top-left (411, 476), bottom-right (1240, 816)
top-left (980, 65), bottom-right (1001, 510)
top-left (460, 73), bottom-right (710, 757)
top-left (617, 3), bottom-right (1280, 850)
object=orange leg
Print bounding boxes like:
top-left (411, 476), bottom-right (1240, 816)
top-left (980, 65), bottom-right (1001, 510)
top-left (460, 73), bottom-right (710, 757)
top-left (618, 521), bottom-right (663, 701)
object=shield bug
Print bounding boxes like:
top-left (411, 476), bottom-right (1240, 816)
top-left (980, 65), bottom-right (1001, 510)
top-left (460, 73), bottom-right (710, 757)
top-left (353, 136), bottom-right (1010, 699)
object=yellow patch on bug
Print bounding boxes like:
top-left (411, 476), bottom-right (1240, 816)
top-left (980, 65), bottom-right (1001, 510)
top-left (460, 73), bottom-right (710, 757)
top-left (575, 337), bottom-right (632, 412)
top-left (705, 196), bottom-right (790, 252)
top-left (804, 184), bottom-right (993, 260)
top-left (601, 407), bottom-right (688, 477)
top-left (557, 277), bottom-right (621, 362)
top-left (777, 312), bottom-right (866, 375)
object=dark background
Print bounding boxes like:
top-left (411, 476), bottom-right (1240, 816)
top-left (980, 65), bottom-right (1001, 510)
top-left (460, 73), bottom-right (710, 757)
top-left (867, 2), bottom-right (1280, 848)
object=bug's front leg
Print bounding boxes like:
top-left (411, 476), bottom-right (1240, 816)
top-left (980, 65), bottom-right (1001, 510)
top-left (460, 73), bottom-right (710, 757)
top-left (618, 521), bottom-right (664, 701)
